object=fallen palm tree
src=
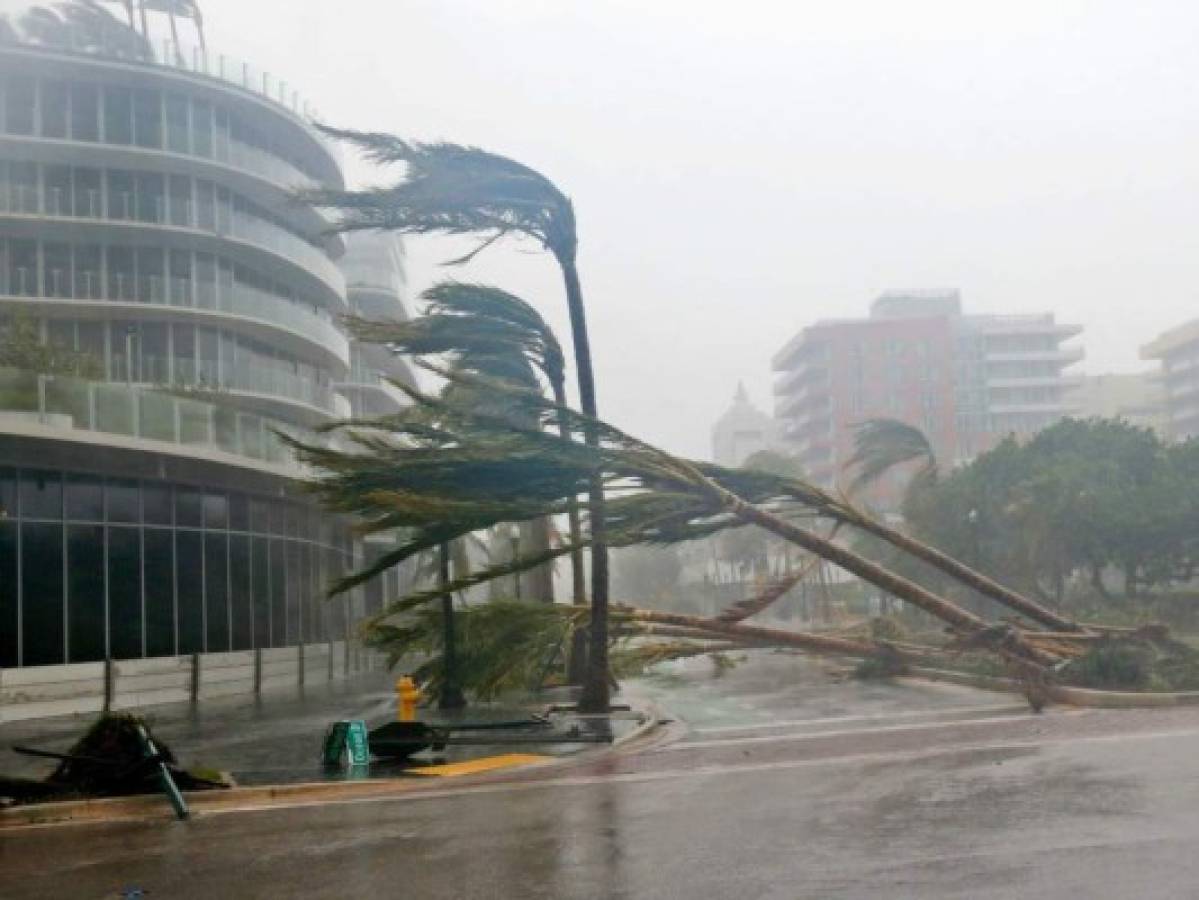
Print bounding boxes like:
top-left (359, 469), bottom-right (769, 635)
top-left (295, 368), bottom-right (1068, 683)
top-left (313, 285), bottom-right (1082, 663)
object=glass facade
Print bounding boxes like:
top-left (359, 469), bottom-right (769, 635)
top-left (0, 466), bottom-right (364, 668)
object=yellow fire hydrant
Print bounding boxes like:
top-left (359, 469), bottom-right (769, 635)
top-left (396, 675), bottom-right (421, 722)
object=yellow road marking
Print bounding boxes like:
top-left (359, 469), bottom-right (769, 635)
top-left (406, 753), bottom-right (551, 777)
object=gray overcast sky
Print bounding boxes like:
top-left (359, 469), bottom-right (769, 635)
top-left (197, 0), bottom-right (1199, 458)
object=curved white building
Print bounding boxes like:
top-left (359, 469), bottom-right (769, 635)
top-left (0, 4), bottom-right (408, 671)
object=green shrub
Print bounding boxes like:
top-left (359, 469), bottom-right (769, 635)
top-left (1065, 640), bottom-right (1154, 690)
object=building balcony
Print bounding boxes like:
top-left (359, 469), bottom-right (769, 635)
top-left (987, 400), bottom-right (1079, 415)
top-left (0, 40), bottom-right (340, 185)
top-left (0, 366), bottom-right (311, 474)
top-left (334, 378), bottom-right (409, 417)
top-left (351, 343), bottom-right (417, 388)
top-left (986, 374), bottom-right (1085, 390)
top-left (771, 335), bottom-right (829, 373)
top-left (983, 346), bottom-right (1084, 365)
top-left (103, 355), bottom-right (348, 425)
top-left (0, 134), bottom-right (339, 245)
top-left (972, 316), bottom-right (1083, 339)
top-left (342, 257), bottom-right (406, 299)
top-left (0, 185), bottom-right (347, 305)
top-left (1166, 379), bottom-right (1199, 407)
top-left (348, 283), bottom-right (409, 321)
top-left (776, 391), bottom-right (831, 421)
top-left (1142, 320), bottom-right (1199, 362)
top-left (3, 275), bottom-right (350, 373)
top-left (1161, 357), bottom-right (1199, 381)
top-left (773, 361), bottom-right (829, 394)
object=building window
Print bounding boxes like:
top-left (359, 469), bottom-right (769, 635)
top-left (69, 83), bottom-right (100, 142)
top-left (22, 522), bottom-right (64, 666)
top-left (230, 534), bottom-right (252, 651)
top-left (203, 531), bottom-right (229, 652)
top-left (103, 86), bottom-right (133, 145)
top-left (4, 76), bottom-right (35, 135)
top-left (144, 528), bottom-right (176, 657)
top-left (0, 521), bottom-right (19, 668)
top-left (176, 531), bottom-right (204, 654)
top-left (107, 525), bottom-right (143, 659)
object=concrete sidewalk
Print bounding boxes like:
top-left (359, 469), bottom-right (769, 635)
top-left (0, 673), bottom-right (649, 789)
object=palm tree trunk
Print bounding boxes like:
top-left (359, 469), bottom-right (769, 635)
top-left (703, 486), bottom-right (1059, 667)
top-left (558, 256), bottom-right (610, 713)
top-left (523, 519), bottom-right (555, 602)
top-left (549, 376), bottom-right (587, 605)
top-left (551, 377), bottom-right (589, 683)
top-left (840, 510), bottom-right (1081, 632)
top-left (619, 608), bottom-right (903, 661)
top-left (438, 543), bottom-right (466, 709)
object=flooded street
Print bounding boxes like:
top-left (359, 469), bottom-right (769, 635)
top-left (6, 652), bottom-right (1199, 899)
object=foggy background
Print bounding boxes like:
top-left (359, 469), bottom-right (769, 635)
top-left (195, 0), bottom-right (1199, 458)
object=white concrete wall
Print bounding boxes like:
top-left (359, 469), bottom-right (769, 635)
top-left (0, 642), bottom-right (383, 723)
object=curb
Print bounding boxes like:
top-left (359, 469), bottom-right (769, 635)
top-left (0, 708), bottom-right (661, 831)
top-left (907, 667), bottom-right (1199, 708)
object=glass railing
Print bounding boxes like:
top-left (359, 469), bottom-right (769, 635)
top-left (2, 114), bottom-right (321, 192)
top-left (227, 211), bottom-right (344, 295)
top-left (120, 354), bottom-right (341, 416)
top-left (5, 266), bottom-right (347, 362)
top-left (0, 184), bottom-right (345, 297)
top-left (223, 138), bottom-right (316, 192)
top-left (342, 259), bottom-right (405, 297)
top-left (1, 29), bottom-right (328, 137)
top-left (0, 367), bottom-right (309, 469)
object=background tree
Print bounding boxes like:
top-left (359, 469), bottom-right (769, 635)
top-left (902, 418), bottom-right (1198, 609)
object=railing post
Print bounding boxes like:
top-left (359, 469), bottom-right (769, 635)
top-left (102, 655), bottom-right (114, 713)
top-left (297, 643), bottom-right (304, 688)
top-left (190, 652), bottom-right (200, 704)
top-left (344, 597), bottom-right (352, 678)
top-left (253, 647), bottom-right (262, 695)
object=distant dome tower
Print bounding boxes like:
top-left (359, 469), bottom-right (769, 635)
top-left (711, 383), bottom-right (778, 466)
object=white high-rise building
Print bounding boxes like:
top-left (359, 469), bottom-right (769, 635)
top-left (0, 3), bottom-right (412, 670)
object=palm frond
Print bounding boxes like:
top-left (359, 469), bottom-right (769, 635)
top-left (845, 418), bottom-right (938, 494)
top-left (362, 600), bottom-right (583, 700)
top-left (305, 131), bottom-right (577, 263)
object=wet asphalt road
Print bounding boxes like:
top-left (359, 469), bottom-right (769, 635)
top-left (7, 651), bottom-right (1199, 899)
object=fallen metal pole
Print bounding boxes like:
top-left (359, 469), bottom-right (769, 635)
top-left (134, 724), bottom-right (189, 821)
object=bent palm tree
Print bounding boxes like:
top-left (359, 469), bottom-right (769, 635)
top-left (347, 281), bottom-right (583, 604)
top-left (307, 132), bottom-right (613, 710)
